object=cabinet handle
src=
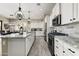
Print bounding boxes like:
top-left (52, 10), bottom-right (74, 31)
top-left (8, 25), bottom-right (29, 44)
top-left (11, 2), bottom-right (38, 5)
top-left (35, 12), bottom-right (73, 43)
top-left (56, 54), bottom-right (58, 56)
top-left (56, 40), bottom-right (58, 42)
top-left (73, 18), bottom-right (76, 20)
top-left (70, 19), bottom-right (72, 21)
top-left (56, 46), bottom-right (59, 49)
top-left (63, 51), bottom-right (65, 53)
top-left (68, 49), bottom-right (75, 53)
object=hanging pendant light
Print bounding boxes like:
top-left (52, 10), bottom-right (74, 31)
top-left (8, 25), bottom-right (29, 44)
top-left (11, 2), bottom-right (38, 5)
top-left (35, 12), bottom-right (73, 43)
top-left (27, 11), bottom-right (31, 22)
top-left (15, 3), bottom-right (24, 20)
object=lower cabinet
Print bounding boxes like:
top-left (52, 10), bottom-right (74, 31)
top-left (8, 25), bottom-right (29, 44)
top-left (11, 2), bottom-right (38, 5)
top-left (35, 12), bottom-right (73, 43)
top-left (0, 38), bottom-right (8, 56)
top-left (2, 39), bottom-right (8, 56)
top-left (54, 37), bottom-right (79, 56)
top-left (63, 43), bottom-right (79, 56)
top-left (54, 38), bottom-right (64, 56)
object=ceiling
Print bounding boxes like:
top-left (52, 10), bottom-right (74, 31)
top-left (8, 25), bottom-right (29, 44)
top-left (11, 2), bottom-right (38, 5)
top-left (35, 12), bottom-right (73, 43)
top-left (0, 3), bottom-right (55, 20)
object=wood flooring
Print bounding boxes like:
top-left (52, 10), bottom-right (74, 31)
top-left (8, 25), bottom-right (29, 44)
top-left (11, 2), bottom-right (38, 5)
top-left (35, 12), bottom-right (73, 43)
top-left (28, 36), bottom-right (51, 56)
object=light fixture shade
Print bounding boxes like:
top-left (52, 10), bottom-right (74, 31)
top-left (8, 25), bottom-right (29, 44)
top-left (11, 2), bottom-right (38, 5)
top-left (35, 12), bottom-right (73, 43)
top-left (15, 3), bottom-right (24, 20)
top-left (16, 11), bottom-right (24, 20)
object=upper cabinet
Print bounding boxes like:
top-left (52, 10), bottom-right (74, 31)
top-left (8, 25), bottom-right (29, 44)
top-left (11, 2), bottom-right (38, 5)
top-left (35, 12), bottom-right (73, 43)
top-left (61, 3), bottom-right (79, 25)
top-left (53, 3), bottom-right (60, 17)
top-left (61, 3), bottom-right (73, 24)
top-left (53, 3), bottom-right (60, 18)
top-left (49, 3), bottom-right (60, 27)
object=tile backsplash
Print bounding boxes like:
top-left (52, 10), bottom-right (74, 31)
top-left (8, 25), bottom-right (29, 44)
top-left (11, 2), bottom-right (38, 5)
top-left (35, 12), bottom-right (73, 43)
top-left (49, 22), bottom-right (79, 39)
top-left (55, 23), bottom-right (79, 38)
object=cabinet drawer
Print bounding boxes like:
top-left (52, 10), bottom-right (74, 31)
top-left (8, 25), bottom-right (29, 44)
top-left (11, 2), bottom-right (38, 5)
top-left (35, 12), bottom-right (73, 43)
top-left (63, 48), bottom-right (73, 56)
top-left (64, 43), bottom-right (79, 56)
top-left (67, 48), bottom-right (79, 56)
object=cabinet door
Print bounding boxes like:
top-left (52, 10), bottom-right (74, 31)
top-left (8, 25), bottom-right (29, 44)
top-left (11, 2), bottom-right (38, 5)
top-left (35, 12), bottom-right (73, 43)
top-left (77, 3), bottom-right (79, 22)
top-left (54, 40), bottom-right (59, 56)
top-left (49, 15), bottom-right (53, 27)
top-left (63, 48), bottom-right (73, 56)
top-left (61, 3), bottom-right (73, 24)
top-left (73, 3), bottom-right (78, 22)
top-left (63, 43), bottom-right (76, 56)
top-left (2, 39), bottom-right (8, 56)
top-left (53, 3), bottom-right (60, 18)
top-left (54, 38), bottom-right (59, 56)
top-left (58, 41), bottom-right (64, 56)
top-left (55, 3), bottom-right (60, 16)
top-left (54, 38), bottom-right (64, 56)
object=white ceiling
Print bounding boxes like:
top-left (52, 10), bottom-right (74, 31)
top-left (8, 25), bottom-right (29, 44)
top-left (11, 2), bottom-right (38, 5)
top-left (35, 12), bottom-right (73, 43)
top-left (0, 3), bottom-right (55, 20)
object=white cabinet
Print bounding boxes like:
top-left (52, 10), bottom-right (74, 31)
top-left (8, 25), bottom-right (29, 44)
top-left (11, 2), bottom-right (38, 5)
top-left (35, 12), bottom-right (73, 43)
top-left (54, 37), bottom-right (64, 56)
top-left (64, 43), bottom-right (79, 56)
top-left (53, 3), bottom-right (60, 18)
top-left (54, 37), bottom-right (79, 56)
top-left (0, 38), bottom-right (8, 56)
top-left (61, 3), bottom-right (73, 24)
top-left (36, 31), bottom-right (44, 36)
top-left (61, 3), bottom-right (79, 25)
top-left (49, 3), bottom-right (60, 27)
top-left (49, 15), bottom-right (53, 27)
top-left (63, 43), bottom-right (74, 56)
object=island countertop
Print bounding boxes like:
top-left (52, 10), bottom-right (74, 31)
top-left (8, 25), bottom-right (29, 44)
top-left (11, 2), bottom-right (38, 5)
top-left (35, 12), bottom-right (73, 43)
top-left (0, 32), bottom-right (31, 39)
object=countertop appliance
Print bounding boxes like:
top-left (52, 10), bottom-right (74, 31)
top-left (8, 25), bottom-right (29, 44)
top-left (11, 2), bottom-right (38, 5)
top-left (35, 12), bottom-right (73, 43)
top-left (19, 27), bottom-right (23, 35)
top-left (52, 14), bottom-right (61, 26)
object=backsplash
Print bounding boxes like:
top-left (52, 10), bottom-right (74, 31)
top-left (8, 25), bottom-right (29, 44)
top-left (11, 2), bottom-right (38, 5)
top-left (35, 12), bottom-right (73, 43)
top-left (55, 23), bottom-right (79, 38)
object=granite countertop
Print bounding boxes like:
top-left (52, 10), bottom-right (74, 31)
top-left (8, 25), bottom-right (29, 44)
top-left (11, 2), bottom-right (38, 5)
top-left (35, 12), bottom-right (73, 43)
top-left (0, 32), bottom-right (31, 39)
top-left (55, 36), bottom-right (79, 49)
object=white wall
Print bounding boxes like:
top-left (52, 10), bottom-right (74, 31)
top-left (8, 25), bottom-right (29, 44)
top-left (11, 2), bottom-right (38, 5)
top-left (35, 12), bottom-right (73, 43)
top-left (0, 15), bottom-right (9, 30)
top-left (9, 19), bottom-right (45, 33)
top-left (9, 19), bottom-right (28, 31)
top-left (31, 20), bottom-right (44, 29)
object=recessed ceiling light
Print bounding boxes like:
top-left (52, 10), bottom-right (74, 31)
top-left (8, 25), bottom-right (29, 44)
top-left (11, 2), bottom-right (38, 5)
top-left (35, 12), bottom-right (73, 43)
top-left (40, 9), bottom-right (43, 11)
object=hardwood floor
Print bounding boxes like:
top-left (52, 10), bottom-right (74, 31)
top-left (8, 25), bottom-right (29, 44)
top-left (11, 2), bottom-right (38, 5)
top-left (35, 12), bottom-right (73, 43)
top-left (28, 36), bottom-right (51, 56)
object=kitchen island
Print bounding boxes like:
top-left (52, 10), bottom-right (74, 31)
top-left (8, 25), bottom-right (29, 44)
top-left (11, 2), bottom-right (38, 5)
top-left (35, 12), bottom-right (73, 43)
top-left (0, 32), bottom-right (35, 56)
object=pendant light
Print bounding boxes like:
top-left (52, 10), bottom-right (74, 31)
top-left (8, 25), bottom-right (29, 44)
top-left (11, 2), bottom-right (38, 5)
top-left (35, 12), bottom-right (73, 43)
top-left (27, 11), bottom-right (31, 22)
top-left (15, 3), bottom-right (24, 20)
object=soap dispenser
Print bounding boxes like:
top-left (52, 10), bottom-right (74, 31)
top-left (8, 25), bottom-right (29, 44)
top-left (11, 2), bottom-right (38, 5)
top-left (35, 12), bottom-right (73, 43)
top-left (19, 26), bottom-right (23, 35)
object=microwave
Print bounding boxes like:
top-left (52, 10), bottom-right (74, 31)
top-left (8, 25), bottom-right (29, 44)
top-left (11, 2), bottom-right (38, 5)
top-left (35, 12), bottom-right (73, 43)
top-left (52, 14), bottom-right (61, 26)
